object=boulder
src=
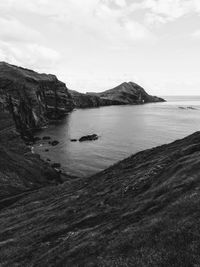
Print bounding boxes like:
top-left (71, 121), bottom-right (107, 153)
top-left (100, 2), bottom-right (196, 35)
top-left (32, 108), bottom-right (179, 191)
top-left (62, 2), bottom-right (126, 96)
top-left (79, 134), bottom-right (98, 142)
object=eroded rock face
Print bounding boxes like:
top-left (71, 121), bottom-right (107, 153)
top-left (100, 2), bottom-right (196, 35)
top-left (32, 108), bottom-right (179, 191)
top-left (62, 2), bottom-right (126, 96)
top-left (69, 89), bottom-right (122, 108)
top-left (0, 62), bottom-right (74, 136)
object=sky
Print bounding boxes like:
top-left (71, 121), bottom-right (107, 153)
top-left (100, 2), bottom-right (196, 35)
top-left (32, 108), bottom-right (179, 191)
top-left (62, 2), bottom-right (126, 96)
top-left (0, 0), bottom-right (200, 95)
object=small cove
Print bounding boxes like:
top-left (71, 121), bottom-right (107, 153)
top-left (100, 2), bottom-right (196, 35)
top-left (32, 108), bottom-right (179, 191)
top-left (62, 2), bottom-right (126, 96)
top-left (34, 96), bottom-right (200, 177)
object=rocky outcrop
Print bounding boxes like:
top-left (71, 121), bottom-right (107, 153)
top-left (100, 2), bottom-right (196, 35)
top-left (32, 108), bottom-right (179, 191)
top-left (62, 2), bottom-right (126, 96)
top-left (69, 89), bottom-right (122, 108)
top-left (0, 62), bottom-right (74, 136)
top-left (88, 81), bottom-right (165, 104)
top-left (79, 134), bottom-right (98, 142)
top-left (1, 130), bottom-right (200, 265)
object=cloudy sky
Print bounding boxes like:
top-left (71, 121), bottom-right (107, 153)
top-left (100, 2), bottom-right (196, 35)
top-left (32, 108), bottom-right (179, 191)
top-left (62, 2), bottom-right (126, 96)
top-left (0, 0), bottom-right (200, 95)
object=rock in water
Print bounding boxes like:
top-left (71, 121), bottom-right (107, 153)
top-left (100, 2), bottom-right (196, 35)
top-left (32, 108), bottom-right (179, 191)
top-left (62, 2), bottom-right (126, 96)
top-left (79, 134), bottom-right (98, 142)
top-left (49, 140), bottom-right (59, 146)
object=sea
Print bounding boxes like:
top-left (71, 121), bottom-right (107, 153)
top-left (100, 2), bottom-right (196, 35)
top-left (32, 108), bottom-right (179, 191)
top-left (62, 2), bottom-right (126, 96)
top-left (34, 96), bottom-right (200, 177)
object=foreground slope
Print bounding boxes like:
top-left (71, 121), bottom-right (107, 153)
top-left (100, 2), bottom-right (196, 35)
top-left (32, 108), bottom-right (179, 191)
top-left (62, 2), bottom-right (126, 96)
top-left (88, 81), bottom-right (165, 104)
top-left (1, 131), bottom-right (200, 266)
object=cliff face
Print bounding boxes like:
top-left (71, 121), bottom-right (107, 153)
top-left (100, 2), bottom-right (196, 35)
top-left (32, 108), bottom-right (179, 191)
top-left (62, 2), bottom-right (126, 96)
top-left (0, 62), bottom-right (74, 136)
top-left (1, 131), bottom-right (200, 266)
top-left (88, 81), bottom-right (165, 104)
top-left (69, 89), bottom-right (123, 108)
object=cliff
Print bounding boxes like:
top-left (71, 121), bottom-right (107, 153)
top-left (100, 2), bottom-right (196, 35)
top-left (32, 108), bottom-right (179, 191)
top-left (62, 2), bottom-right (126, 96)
top-left (0, 62), bottom-right (74, 136)
top-left (88, 81), bottom-right (165, 104)
top-left (1, 130), bottom-right (200, 266)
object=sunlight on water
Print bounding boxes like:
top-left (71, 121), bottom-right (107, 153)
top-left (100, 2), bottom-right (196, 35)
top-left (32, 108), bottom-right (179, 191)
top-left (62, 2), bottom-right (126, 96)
top-left (34, 96), bottom-right (200, 177)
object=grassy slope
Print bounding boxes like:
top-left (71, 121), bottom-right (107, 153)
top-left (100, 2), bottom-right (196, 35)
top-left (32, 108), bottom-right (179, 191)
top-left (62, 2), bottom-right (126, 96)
top-left (1, 132), bottom-right (200, 266)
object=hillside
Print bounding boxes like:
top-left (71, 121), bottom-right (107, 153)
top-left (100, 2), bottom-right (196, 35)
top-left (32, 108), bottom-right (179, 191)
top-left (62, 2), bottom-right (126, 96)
top-left (1, 129), bottom-right (200, 266)
top-left (69, 82), bottom-right (165, 109)
top-left (88, 81), bottom-right (165, 104)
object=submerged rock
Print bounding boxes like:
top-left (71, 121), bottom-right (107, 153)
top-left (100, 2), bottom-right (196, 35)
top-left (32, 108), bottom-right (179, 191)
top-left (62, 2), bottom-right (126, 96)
top-left (79, 134), bottom-right (98, 142)
top-left (49, 140), bottom-right (59, 146)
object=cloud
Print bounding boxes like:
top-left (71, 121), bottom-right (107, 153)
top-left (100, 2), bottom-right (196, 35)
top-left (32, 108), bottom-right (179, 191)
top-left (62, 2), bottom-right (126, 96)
top-left (0, 5), bottom-right (60, 71)
top-left (0, 17), bottom-right (42, 43)
top-left (192, 30), bottom-right (200, 39)
top-left (0, 41), bottom-right (60, 70)
top-left (142, 0), bottom-right (200, 25)
top-left (0, 0), bottom-right (155, 48)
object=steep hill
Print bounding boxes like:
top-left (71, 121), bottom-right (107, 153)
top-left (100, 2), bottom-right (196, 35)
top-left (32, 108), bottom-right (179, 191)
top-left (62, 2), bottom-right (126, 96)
top-left (88, 81), bottom-right (165, 104)
top-left (1, 131), bottom-right (200, 266)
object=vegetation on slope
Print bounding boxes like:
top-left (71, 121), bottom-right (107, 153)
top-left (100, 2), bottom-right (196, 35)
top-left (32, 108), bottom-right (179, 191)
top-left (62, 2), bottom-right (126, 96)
top-left (1, 131), bottom-right (200, 266)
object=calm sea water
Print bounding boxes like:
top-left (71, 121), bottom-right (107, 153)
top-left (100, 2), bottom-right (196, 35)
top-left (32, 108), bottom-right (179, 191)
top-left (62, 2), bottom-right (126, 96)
top-left (34, 96), bottom-right (200, 177)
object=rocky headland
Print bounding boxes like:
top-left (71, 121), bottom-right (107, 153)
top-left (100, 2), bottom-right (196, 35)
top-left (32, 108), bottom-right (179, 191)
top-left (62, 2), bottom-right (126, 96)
top-left (87, 81), bottom-right (165, 105)
top-left (69, 82), bottom-right (165, 108)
